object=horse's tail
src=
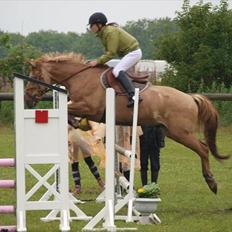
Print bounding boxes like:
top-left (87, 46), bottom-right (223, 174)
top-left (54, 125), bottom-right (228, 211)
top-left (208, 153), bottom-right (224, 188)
top-left (192, 94), bottom-right (230, 161)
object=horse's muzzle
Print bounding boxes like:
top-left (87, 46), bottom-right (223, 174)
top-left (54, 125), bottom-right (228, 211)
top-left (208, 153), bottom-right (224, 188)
top-left (24, 93), bottom-right (38, 109)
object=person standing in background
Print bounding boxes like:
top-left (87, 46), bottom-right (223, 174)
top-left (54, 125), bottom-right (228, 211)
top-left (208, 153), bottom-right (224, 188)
top-left (139, 125), bottom-right (165, 186)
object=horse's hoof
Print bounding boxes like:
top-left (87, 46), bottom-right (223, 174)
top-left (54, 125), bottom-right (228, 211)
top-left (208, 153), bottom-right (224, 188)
top-left (68, 119), bottom-right (79, 129)
top-left (211, 184), bottom-right (217, 194)
top-left (208, 181), bottom-right (217, 194)
top-left (204, 174), bottom-right (217, 194)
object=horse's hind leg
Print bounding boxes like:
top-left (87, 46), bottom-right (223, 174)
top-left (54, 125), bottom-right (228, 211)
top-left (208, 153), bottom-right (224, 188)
top-left (198, 140), bottom-right (217, 194)
top-left (168, 130), bottom-right (217, 194)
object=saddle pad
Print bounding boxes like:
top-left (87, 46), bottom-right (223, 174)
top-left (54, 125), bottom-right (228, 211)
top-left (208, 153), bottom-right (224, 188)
top-left (100, 68), bottom-right (150, 95)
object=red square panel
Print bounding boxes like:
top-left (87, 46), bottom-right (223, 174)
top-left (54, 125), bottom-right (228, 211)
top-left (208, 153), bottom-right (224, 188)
top-left (35, 110), bottom-right (48, 123)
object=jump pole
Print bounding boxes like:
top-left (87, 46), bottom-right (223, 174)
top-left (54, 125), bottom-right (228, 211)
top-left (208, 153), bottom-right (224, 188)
top-left (0, 159), bottom-right (17, 231)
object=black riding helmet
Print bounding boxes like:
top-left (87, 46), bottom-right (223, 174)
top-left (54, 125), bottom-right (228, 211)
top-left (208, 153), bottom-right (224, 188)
top-left (88, 12), bottom-right (107, 25)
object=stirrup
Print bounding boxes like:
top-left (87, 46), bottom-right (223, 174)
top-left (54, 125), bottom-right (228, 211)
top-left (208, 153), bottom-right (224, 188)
top-left (127, 96), bottom-right (143, 108)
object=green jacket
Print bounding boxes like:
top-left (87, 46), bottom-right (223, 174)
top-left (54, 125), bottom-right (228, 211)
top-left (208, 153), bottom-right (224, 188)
top-left (96, 25), bottom-right (139, 64)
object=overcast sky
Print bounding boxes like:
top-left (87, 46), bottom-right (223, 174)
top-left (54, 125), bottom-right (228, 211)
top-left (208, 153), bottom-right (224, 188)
top-left (0, 0), bottom-right (231, 35)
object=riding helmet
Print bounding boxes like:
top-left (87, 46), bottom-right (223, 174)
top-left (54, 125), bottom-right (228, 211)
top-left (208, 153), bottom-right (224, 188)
top-left (88, 12), bottom-right (107, 25)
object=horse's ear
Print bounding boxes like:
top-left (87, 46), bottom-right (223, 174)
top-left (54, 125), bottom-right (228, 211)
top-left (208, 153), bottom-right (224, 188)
top-left (27, 60), bottom-right (37, 68)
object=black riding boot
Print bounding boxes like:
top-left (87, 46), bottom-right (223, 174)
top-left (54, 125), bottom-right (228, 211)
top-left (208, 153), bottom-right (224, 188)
top-left (117, 71), bottom-right (142, 108)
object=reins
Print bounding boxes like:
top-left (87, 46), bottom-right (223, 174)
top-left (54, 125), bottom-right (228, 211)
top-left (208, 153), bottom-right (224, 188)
top-left (55, 65), bottom-right (92, 85)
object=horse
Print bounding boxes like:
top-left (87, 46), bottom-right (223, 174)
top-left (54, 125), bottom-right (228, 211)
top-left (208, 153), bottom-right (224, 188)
top-left (25, 52), bottom-right (229, 194)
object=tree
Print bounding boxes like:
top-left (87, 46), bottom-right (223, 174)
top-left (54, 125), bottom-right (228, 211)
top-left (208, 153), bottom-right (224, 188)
top-left (0, 33), bottom-right (41, 87)
top-left (124, 18), bottom-right (178, 59)
top-left (157, 0), bottom-right (232, 92)
top-left (26, 30), bottom-right (78, 53)
top-left (72, 31), bottom-right (103, 60)
top-left (0, 18), bottom-right (179, 86)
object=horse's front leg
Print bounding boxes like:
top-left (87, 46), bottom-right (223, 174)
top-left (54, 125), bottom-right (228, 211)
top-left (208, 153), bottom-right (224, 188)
top-left (67, 114), bottom-right (80, 129)
top-left (67, 101), bottom-right (91, 129)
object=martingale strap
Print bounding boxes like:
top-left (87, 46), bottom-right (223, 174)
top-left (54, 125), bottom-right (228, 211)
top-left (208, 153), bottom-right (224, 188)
top-left (14, 65), bottom-right (91, 94)
top-left (14, 73), bottom-right (67, 94)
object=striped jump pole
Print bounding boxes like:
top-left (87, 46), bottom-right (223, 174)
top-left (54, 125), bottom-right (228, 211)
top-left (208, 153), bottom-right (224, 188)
top-left (0, 205), bottom-right (15, 214)
top-left (0, 225), bottom-right (17, 232)
top-left (0, 158), bottom-right (16, 231)
top-left (0, 180), bottom-right (16, 189)
top-left (0, 158), bottom-right (15, 167)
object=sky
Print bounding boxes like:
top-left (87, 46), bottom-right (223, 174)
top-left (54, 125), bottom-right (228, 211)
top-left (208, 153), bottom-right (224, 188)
top-left (0, 0), bottom-right (231, 36)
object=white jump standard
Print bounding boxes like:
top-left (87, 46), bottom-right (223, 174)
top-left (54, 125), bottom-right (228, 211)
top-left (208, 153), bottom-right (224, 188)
top-left (15, 76), bottom-right (70, 232)
top-left (83, 88), bottom-right (140, 231)
top-left (0, 75), bottom-right (91, 232)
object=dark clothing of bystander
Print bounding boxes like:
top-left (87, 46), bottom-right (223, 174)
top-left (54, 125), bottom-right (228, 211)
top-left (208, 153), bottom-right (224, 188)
top-left (139, 125), bottom-right (165, 186)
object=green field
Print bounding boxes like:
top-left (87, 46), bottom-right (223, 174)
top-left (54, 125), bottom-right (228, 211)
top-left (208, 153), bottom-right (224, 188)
top-left (0, 125), bottom-right (232, 232)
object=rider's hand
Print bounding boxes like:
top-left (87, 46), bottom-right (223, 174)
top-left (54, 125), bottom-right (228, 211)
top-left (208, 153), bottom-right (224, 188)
top-left (88, 60), bottom-right (98, 67)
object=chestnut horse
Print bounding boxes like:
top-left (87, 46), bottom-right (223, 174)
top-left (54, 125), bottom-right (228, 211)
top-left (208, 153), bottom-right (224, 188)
top-left (25, 52), bottom-right (229, 194)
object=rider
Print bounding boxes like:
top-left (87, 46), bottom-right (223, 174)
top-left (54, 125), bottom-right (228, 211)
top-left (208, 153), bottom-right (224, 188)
top-left (88, 12), bottom-right (143, 107)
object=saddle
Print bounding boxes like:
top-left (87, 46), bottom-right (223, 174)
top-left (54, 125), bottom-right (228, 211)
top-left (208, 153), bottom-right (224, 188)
top-left (100, 68), bottom-right (150, 95)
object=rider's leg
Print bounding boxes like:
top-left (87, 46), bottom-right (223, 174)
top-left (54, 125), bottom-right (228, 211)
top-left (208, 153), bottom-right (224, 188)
top-left (117, 71), bottom-right (136, 107)
top-left (113, 49), bottom-right (142, 107)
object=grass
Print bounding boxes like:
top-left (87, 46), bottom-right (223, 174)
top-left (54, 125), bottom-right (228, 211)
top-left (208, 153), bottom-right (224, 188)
top-left (0, 124), bottom-right (232, 231)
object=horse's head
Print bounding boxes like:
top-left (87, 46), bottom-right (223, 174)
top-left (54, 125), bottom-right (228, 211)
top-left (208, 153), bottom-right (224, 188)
top-left (25, 52), bottom-right (88, 108)
top-left (25, 60), bottom-right (50, 108)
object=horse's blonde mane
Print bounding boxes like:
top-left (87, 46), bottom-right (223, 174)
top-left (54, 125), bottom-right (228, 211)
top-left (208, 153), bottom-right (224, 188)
top-left (37, 52), bottom-right (86, 64)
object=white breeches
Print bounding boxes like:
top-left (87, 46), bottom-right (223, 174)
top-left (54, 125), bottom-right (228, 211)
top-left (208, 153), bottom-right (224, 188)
top-left (112, 48), bottom-right (142, 77)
